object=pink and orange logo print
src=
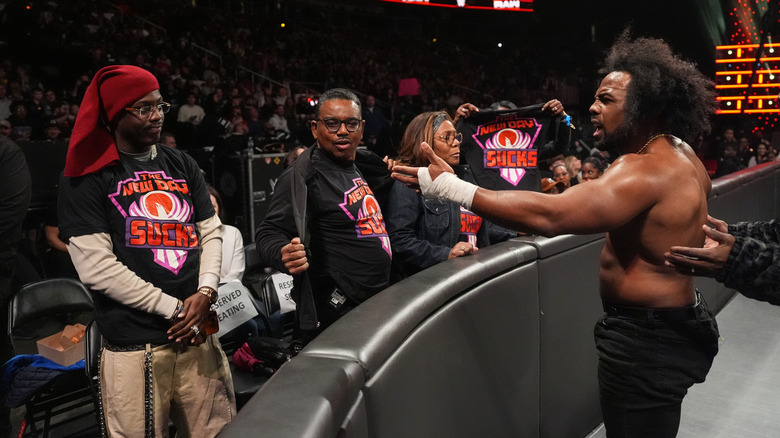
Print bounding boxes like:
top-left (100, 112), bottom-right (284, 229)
top-left (109, 171), bottom-right (198, 274)
top-left (473, 115), bottom-right (542, 186)
top-left (339, 178), bottom-right (392, 257)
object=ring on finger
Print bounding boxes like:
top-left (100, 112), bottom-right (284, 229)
top-left (191, 325), bottom-right (200, 336)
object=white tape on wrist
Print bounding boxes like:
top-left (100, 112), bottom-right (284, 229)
top-left (417, 168), bottom-right (478, 210)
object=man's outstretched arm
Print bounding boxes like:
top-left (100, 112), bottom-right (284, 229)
top-left (392, 142), bottom-right (655, 237)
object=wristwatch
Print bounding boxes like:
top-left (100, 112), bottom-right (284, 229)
top-left (198, 286), bottom-right (218, 305)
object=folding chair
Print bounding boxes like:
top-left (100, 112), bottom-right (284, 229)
top-left (259, 273), bottom-right (296, 339)
top-left (7, 278), bottom-right (94, 437)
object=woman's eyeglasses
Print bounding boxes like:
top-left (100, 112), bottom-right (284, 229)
top-left (436, 132), bottom-right (463, 145)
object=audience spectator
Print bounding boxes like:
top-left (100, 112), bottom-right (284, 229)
top-left (0, 119), bottom-right (11, 138)
top-left (737, 135), bottom-right (752, 166)
top-left (272, 86), bottom-right (289, 106)
top-left (203, 87), bottom-right (227, 116)
top-left (69, 102), bottom-right (80, 120)
top-left (43, 89), bottom-right (58, 116)
top-left (715, 127), bottom-right (737, 158)
top-left (255, 88), bottom-right (392, 343)
top-left (12, 65), bottom-right (42, 96)
top-left (228, 105), bottom-right (249, 137)
top-left (177, 93), bottom-right (206, 125)
top-left (69, 73), bottom-right (91, 104)
top-left (208, 185), bottom-right (276, 343)
top-left (283, 146), bottom-right (306, 169)
top-left (53, 100), bottom-right (76, 135)
top-left (58, 65), bottom-right (235, 435)
top-left (769, 144), bottom-right (779, 162)
top-left (27, 88), bottom-right (46, 123)
top-left (208, 186), bottom-right (244, 283)
top-left (42, 198), bottom-right (78, 279)
top-left (747, 140), bottom-right (772, 167)
top-left (551, 161), bottom-right (571, 192)
top-left (564, 154), bottom-right (582, 186)
top-left (385, 111), bottom-right (487, 281)
top-left (5, 81), bottom-right (24, 103)
top-left (160, 131), bottom-right (178, 148)
top-left (541, 177), bottom-right (566, 194)
top-left (268, 104), bottom-right (290, 136)
top-left (580, 155), bottom-right (605, 181)
top-left (42, 117), bottom-right (64, 141)
top-left (362, 95), bottom-right (388, 155)
top-left (0, 136), bottom-right (32, 364)
top-left (252, 83), bottom-right (267, 109)
top-left (8, 101), bottom-right (36, 142)
top-left (713, 143), bottom-right (744, 178)
top-left (244, 105), bottom-right (264, 137)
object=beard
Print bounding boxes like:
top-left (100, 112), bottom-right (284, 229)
top-left (594, 123), bottom-right (634, 156)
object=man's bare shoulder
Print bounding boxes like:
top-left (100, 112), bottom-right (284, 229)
top-left (612, 141), bottom-right (705, 180)
top-left (601, 153), bottom-right (670, 191)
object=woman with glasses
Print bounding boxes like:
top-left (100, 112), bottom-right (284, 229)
top-left (385, 111), bottom-right (493, 282)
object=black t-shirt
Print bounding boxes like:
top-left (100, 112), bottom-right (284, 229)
top-left (0, 137), bottom-right (31, 262)
top-left (59, 146), bottom-right (214, 345)
top-left (307, 148), bottom-right (391, 302)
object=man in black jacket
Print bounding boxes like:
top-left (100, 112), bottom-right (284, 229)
top-left (255, 88), bottom-right (392, 342)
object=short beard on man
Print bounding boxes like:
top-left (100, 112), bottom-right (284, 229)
top-left (595, 122), bottom-right (634, 157)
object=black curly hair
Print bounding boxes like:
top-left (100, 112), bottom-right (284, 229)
top-left (600, 31), bottom-right (717, 143)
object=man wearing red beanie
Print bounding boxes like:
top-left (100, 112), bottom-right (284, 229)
top-left (58, 65), bottom-right (235, 437)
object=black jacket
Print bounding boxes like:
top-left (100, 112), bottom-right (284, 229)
top-left (255, 145), bottom-right (392, 330)
top-left (717, 220), bottom-right (780, 305)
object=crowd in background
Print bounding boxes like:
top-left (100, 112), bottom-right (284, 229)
top-left (0, 0), bottom-right (778, 283)
top-left (0, 0), bottom-right (584, 154)
top-left (1, 0), bottom-right (776, 165)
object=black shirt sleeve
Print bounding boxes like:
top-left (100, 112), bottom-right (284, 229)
top-left (58, 172), bottom-right (111, 240)
top-left (255, 168), bottom-right (299, 273)
top-left (717, 220), bottom-right (780, 304)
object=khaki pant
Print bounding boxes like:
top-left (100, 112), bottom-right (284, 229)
top-left (101, 335), bottom-right (236, 437)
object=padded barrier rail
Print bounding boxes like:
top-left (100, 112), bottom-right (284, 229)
top-left (219, 162), bottom-right (779, 438)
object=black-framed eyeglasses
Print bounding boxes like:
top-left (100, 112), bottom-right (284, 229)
top-left (317, 118), bottom-right (362, 133)
top-left (436, 132), bottom-right (463, 145)
top-left (125, 102), bottom-right (171, 118)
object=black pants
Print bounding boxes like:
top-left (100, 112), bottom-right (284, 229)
top-left (296, 282), bottom-right (357, 345)
top-left (594, 296), bottom-right (719, 438)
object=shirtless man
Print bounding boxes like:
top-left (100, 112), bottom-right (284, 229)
top-left (394, 34), bottom-right (720, 438)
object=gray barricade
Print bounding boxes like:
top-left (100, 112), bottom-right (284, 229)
top-left (220, 161), bottom-right (779, 438)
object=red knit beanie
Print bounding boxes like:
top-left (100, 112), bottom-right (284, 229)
top-left (64, 65), bottom-right (159, 177)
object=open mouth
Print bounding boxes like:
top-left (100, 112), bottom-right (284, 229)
top-left (591, 121), bottom-right (603, 138)
top-left (334, 140), bottom-right (352, 150)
